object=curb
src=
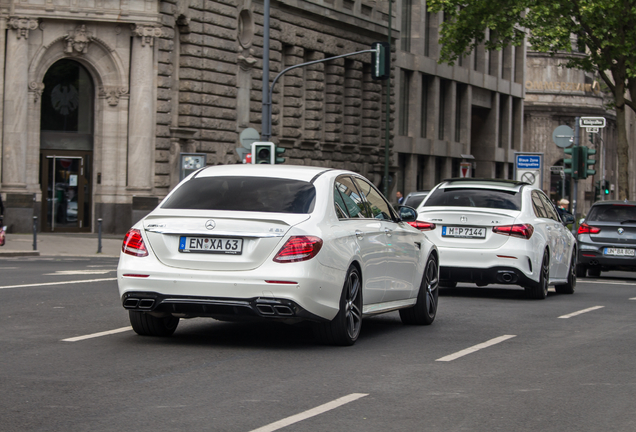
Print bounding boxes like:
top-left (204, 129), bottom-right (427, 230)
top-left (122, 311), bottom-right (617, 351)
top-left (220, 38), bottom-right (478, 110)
top-left (0, 251), bottom-right (41, 257)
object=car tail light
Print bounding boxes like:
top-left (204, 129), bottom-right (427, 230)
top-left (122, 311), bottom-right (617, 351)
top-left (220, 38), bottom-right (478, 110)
top-left (122, 229), bottom-right (149, 257)
top-left (578, 223), bottom-right (601, 235)
top-left (492, 224), bottom-right (534, 239)
top-left (407, 221), bottom-right (436, 231)
top-left (273, 236), bottom-right (323, 263)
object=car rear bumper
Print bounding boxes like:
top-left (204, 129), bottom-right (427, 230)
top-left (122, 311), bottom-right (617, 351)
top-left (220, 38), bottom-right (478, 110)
top-left (440, 265), bottom-right (538, 289)
top-left (577, 248), bottom-right (636, 271)
top-left (121, 291), bottom-right (327, 323)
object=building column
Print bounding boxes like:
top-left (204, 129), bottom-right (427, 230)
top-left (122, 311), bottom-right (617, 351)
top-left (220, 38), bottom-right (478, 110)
top-left (127, 24), bottom-right (161, 190)
top-left (2, 17), bottom-right (38, 189)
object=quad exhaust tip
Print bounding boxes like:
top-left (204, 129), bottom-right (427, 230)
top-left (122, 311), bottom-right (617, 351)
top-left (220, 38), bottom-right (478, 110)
top-left (255, 303), bottom-right (294, 317)
top-left (123, 298), bottom-right (155, 309)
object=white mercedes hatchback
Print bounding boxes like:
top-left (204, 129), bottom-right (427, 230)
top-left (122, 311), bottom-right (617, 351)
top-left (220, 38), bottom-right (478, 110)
top-left (118, 164), bottom-right (439, 345)
top-left (414, 179), bottom-right (576, 299)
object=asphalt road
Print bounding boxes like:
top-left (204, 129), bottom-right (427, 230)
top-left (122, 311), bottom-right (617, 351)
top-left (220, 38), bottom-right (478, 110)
top-left (1, 256), bottom-right (635, 431)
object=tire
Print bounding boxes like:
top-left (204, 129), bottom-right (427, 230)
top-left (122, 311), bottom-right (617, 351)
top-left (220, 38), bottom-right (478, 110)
top-left (556, 249), bottom-right (576, 294)
top-left (587, 267), bottom-right (601, 278)
top-left (526, 250), bottom-right (549, 300)
top-left (575, 264), bottom-right (587, 278)
top-left (314, 266), bottom-right (363, 346)
top-left (129, 311), bottom-right (179, 337)
top-left (400, 254), bottom-right (439, 325)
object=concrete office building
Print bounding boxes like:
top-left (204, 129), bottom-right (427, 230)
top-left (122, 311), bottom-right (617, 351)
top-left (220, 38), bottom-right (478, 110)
top-left (393, 0), bottom-right (525, 197)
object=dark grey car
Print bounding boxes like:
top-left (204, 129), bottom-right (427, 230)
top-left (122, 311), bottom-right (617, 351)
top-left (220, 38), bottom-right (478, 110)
top-left (576, 200), bottom-right (636, 277)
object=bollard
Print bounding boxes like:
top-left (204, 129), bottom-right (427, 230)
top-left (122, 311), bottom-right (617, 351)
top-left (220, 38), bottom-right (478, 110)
top-left (33, 216), bottom-right (38, 251)
top-left (97, 218), bottom-right (103, 254)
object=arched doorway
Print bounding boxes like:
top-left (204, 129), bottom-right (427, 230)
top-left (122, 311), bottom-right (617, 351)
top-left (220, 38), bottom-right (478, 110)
top-left (39, 59), bottom-right (93, 232)
top-left (549, 158), bottom-right (570, 207)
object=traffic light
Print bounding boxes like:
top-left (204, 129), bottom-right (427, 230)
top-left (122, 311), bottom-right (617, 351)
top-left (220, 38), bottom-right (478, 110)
top-left (275, 145), bottom-right (286, 164)
top-left (563, 146), bottom-right (580, 180)
top-left (371, 42), bottom-right (390, 80)
top-left (594, 180), bottom-right (601, 201)
top-left (580, 146), bottom-right (597, 179)
top-left (251, 142), bottom-right (275, 164)
top-left (603, 180), bottom-right (610, 195)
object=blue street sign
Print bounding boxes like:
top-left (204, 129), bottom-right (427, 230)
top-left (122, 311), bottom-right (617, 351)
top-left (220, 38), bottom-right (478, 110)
top-left (516, 154), bottom-right (541, 169)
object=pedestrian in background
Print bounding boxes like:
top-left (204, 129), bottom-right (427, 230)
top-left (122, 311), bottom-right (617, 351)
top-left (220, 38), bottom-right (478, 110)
top-left (396, 191), bottom-right (404, 205)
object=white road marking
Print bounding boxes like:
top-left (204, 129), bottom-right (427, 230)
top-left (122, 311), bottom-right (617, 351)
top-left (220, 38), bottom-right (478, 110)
top-left (44, 270), bottom-right (115, 275)
top-left (580, 280), bottom-right (636, 286)
top-left (0, 277), bottom-right (117, 290)
top-left (558, 305), bottom-right (605, 319)
top-left (248, 393), bottom-right (368, 432)
top-left (436, 335), bottom-right (517, 362)
top-left (630, 298), bottom-right (636, 301)
top-left (62, 326), bottom-right (132, 342)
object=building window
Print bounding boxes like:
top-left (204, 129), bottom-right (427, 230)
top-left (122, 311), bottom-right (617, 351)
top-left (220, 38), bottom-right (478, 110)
top-left (399, 69), bottom-right (411, 136)
top-left (498, 94), bottom-right (506, 148)
top-left (421, 74), bottom-right (428, 138)
top-left (424, 9), bottom-right (431, 57)
top-left (439, 79), bottom-right (447, 140)
top-left (401, 0), bottom-right (412, 52)
top-left (435, 156), bottom-right (444, 184)
top-left (455, 84), bottom-right (463, 142)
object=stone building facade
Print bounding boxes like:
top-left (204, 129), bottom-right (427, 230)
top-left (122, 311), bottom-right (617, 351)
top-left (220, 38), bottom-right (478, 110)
top-left (393, 0), bottom-right (526, 196)
top-left (0, 0), bottom-right (394, 234)
top-left (523, 50), bottom-right (619, 218)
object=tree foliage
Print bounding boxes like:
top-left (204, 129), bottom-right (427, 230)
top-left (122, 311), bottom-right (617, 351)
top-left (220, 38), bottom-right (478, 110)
top-left (428, 0), bottom-right (636, 199)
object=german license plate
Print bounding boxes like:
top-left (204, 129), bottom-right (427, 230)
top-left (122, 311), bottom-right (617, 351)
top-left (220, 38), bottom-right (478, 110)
top-left (603, 247), bottom-right (635, 257)
top-left (179, 236), bottom-right (243, 254)
top-left (442, 226), bottom-right (486, 238)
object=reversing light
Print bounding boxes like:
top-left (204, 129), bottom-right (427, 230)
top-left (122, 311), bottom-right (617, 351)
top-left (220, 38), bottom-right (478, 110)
top-left (273, 236), bottom-right (323, 263)
top-left (492, 224), bottom-right (534, 239)
top-left (408, 221), bottom-right (436, 231)
top-left (122, 229), bottom-right (149, 257)
top-left (578, 223), bottom-right (601, 235)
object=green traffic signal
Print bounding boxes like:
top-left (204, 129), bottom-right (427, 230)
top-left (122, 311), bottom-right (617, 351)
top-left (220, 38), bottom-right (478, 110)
top-left (251, 142), bottom-right (274, 164)
top-left (603, 180), bottom-right (610, 195)
top-left (371, 42), bottom-right (390, 80)
top-left (583, 147), bottom-right (597, 178)
top-left (563, 146), bottom-right (580, 179)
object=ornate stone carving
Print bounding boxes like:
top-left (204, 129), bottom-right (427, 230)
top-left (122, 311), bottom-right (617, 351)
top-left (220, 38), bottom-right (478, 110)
top-left (65, 25), bottom-right (94, 55)
top-left (131, 24), bottom-right (163, 47)
top-left (29, 82), bottom-right (45, 103)
top-left (7, 17), bottom-right (39, 40)
top-left (237, 55), bottom-right (257, 71)
top-left (99, 86), bottom-right (129, 106)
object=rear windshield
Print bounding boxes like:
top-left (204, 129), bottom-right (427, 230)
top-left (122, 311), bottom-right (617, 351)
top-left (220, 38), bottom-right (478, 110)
top-left (404, 194), bottom-right (428, 208)
top-left (586, 204), bottom-right (636, 222)
top-left (423, 187), bottom-right (521, 210)
top-left (161, 176), bottom-right (316, 213)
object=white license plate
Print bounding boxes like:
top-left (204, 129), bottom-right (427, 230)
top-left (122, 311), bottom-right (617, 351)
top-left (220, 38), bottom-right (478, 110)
top-left (179, 236), bottom-right (243, 254)
top-left (442, 226), bottom-right (486, 238)
top-left (603, 247), bottom-right (635, 257)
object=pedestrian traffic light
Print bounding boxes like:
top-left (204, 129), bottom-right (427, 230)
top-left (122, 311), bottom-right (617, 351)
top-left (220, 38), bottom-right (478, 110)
top-left (371, 42), bottom-right (390, 80)
top-left (563, 146), bottom-right (580, 180)
top-left (275, 145), bottom-right (286, 164)
top-left (580, 146), bottom-right (597, 179)
top-left (251, 142), bottom-right (275, 164)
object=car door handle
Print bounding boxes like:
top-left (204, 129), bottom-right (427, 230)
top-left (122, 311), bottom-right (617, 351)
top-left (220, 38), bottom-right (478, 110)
top-left (385, 228), bottom-right (392, 236)
top-left (355, 230), bottom-right (364, 240)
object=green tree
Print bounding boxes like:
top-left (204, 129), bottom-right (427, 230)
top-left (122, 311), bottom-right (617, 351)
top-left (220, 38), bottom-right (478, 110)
top-left (428, 0), bottom-right (636, 200)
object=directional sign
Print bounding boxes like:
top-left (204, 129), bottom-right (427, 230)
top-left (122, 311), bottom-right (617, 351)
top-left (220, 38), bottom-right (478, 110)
top-left (514, 152), bottom-right (543, 189)
top-left (580, 117), bottom-right (606, 128)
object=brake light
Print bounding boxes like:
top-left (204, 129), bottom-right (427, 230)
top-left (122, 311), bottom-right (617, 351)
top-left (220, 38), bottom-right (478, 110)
top-left (578, 223), bottom-right (601, 235)
top-left (492, 224), bottom-right (534, 239)
top-left (273, 236), bottom-right (323, 263)
top-left (407, 221), bottom-right (436, 231)
top-left (122, 229), bottom-right (149, 257)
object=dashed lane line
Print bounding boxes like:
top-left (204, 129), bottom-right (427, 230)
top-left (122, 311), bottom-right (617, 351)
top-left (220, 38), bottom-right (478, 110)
top-left (62, 326), bottom-right (132, 342)
top-left (436, 335), bottom-right (516, 362)
top-left (248, 393), bottom-right (368, 432)
top-left (0, 277), bottom-right (117, 290)
top-left (558, 305), bottom-right (605, 319)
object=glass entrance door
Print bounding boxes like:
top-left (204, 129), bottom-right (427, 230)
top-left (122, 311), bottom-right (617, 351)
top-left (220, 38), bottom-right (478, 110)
top-left (40, 151), bottom-right (91, 232)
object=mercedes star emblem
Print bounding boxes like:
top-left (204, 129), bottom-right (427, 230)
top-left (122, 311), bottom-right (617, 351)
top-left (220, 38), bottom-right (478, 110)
top-left (205, 220), bottom-right (216, 230)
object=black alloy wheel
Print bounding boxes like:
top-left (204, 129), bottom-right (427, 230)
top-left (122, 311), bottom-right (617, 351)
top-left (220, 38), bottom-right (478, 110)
top-left (526, 250), bottom-right (549, 300)
top-left (400, 254), bottom-right (439, 325)
top-left (555, 249), bottom-right (577, 294)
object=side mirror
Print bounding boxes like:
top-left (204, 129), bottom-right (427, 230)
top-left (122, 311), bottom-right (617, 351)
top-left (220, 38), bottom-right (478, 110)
top-left (561, 213), bottom-right (575, 225)
top-left (398, 205), bottom-right (418, 222)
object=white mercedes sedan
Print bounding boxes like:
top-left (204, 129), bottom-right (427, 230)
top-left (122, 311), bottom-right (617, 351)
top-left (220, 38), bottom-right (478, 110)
top-left (118, 164), bottom-right (439, 345)
top-left (414, 178), bottom-right (576, 299)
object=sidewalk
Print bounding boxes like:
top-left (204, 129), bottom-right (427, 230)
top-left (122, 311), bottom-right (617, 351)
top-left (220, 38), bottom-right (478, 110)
top-left (0, 232), bottom-right (122, 258)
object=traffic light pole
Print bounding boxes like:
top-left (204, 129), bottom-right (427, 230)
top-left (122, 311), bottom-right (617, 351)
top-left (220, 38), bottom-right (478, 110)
top-left (572, 118), bottom-right (579, 234)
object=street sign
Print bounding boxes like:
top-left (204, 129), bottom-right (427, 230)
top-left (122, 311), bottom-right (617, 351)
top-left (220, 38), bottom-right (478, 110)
top-left (514, 152), bottom-right (543, 188)
top-left (460, 162), bottom-right (471, 178)
top-left (239, 128), bottom-right (260, 149)
top-left (549, 166), bottom-right (564, 172)
top-left (580, 117), bottom-right (606, 128)
top-left (552, 125), bottom-right (574, 148)
top-left (585, 127), bottom-right (599, 134)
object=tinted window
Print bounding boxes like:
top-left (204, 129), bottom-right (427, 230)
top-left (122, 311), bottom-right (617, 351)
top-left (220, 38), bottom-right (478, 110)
top-left (335, 176), bottom-right (370, 218)
top-left (538, 192), bottom-right (559, 221)
top-left (587, 204), bottom-right (636, 222)
top-left (353, 177), bottom-right (394, 221)
top-left (404, 193), bottom-right (428, 208)
top-left (423, 187), bottom-right (521, 210)
top-left (162, 176), bottom-right (316, 213)
top-left (531, 191), bottom-right (548, 218)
